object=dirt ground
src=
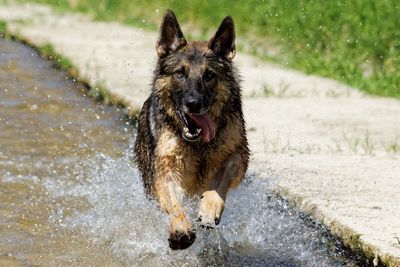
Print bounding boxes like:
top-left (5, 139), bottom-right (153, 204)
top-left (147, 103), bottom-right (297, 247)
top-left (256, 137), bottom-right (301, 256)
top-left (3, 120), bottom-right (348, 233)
top-left (1, 3), bottom-right (399, 265)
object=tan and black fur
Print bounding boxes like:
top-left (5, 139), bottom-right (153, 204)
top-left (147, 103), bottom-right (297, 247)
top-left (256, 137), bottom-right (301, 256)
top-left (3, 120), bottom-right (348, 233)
top-left (134, 10), bottom-right (249, 250)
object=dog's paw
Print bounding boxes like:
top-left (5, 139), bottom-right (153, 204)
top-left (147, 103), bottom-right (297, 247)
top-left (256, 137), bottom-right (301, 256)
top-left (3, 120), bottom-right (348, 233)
top-left (169, 213), bottom-right (196, 250)
top-left (197, 190), bottom-right (225, 229)
top-left (168, 228), bottom-right (196, 250)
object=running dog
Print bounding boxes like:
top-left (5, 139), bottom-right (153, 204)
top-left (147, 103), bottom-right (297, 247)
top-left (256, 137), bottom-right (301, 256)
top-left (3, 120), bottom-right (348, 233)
top-left (135, 10), bottom-right (249, 250)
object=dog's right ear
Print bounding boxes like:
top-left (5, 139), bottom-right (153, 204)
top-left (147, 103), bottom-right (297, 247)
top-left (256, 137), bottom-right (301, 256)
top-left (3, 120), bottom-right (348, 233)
top-left (156, 10), bottom-right (187, 58)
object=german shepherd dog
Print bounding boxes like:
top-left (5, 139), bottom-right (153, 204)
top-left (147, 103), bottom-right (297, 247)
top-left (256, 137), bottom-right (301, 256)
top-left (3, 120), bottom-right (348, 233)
top-left (135, 10), bottom-right (249, 250)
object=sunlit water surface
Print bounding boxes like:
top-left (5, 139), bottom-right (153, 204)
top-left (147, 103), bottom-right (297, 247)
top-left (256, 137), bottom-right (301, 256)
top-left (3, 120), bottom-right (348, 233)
top-left (0, 39), bottom-right (362, 266)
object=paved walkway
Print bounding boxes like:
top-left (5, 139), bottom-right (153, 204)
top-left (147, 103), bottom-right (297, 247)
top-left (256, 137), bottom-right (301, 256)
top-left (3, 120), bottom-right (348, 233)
top-left (1, 3), bottom-right (399, 265)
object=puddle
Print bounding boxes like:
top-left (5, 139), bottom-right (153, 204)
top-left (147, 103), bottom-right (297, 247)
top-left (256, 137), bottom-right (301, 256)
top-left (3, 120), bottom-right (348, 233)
top-left (0, 39), bottom-right (362, 266)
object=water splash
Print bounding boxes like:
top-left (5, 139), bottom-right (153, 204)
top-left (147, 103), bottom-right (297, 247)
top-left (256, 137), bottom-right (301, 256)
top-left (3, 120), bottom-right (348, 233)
top-left (45, 151), bottom-right (358, 267)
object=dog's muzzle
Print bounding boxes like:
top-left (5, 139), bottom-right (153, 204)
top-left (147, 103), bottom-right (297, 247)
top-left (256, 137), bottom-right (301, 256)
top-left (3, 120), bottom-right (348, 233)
top-left (177, 110), bottom-right (216, 143)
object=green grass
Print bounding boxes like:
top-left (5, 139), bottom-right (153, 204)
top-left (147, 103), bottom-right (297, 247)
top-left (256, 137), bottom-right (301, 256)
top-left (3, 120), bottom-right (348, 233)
top-left (0, 20), bottom-right (6, 31)
top-left (0, 20), bottom-right (7, 37)
top-left (22, 0), bottom-right (400, 98)
top-left (38, 43), bottom-right (75, 71)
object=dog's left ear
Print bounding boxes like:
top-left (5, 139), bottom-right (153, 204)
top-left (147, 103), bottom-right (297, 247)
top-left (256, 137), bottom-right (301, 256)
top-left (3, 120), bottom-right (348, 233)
top-left (208, 16), bottom-right (236, 60)
top-left (156, 10), bottom-right (187, 58)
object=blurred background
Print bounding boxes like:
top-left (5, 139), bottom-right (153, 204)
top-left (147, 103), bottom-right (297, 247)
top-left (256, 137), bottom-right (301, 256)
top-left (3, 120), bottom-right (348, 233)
top-left (26, 0), bottom-right (400, 98)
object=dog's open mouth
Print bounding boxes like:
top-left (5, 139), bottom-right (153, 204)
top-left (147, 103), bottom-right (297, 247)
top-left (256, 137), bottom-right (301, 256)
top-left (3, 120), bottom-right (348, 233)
top-left (177, 110), bottom-right (216, 142)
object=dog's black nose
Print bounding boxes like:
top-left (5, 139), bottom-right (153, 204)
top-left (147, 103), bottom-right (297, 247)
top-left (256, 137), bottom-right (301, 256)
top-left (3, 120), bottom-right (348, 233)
top-left (185, 98), bottom-right (202, 113)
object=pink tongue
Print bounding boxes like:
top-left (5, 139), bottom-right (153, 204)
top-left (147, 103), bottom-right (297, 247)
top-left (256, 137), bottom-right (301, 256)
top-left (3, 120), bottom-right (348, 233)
top-left (188, 113), bottom-right (216, 142)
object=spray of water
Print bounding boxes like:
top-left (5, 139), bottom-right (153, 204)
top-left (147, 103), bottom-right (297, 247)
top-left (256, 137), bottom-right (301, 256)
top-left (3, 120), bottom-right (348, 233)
top-left (43, 144), bottom-right (358, 266)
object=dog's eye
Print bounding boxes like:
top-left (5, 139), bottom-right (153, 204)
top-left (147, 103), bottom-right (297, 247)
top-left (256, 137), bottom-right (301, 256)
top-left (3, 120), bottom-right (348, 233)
top-left (174, 68), bottom-right (186, 79)
top-left (204, 71), bottom-right (215, 82)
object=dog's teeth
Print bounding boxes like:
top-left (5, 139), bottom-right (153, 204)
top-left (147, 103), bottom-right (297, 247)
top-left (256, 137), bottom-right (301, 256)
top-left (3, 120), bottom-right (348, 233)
top-left (182, 126), bottom-right (202, 141)
top-left (185, 131), bottom-right (193, 138)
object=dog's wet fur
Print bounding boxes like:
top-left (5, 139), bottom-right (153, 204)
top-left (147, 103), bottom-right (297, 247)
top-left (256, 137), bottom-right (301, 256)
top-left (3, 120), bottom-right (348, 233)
top-left (135, 10), bottom-right (249, 250)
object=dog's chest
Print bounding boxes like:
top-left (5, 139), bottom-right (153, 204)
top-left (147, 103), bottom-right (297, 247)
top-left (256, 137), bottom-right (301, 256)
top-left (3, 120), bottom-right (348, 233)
top-left (180, 145), bottom-right (230, 194)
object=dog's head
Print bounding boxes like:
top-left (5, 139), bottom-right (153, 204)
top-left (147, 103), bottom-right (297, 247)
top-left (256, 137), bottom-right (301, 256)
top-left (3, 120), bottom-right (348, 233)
top-left (154, 10), bottom-right (237, 143)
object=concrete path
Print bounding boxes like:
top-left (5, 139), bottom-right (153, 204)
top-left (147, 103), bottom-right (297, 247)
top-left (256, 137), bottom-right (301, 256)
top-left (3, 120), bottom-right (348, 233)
top-left (1, 3), bottom-right (399, 265)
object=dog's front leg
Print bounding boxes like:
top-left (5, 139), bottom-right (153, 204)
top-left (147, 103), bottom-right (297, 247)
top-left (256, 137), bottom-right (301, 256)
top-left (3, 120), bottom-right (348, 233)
top-left (155, 172), bottom-right (196, 249)
top-left (154, 131), bottom-right (195, 250)
top-left (198, 153), bottom-right (245, 228)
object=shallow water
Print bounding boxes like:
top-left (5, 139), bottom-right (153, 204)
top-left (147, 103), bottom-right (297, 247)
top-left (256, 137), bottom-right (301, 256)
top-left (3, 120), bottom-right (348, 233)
top-left (0, 39), bottom-right (362, 266)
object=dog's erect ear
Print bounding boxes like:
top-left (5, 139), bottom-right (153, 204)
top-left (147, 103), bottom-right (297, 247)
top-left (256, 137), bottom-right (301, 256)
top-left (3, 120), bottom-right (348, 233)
top-left (156, 10), bottom-right (187, 58)
top-left (208, 16), bottom-right (236, 60)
